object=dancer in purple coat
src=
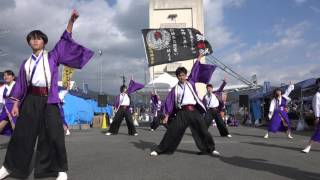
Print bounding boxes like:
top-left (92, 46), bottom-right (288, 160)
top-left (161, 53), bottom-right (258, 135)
top-left (0, 70), bottom-right (17, 136)
top-left (264, 82), bottom-right (294, 139)
top-left (106, 79), bottom-right (144, 136)
top-left (203, 77), bottom-right (232, 137)
top-left (302, 78), bottom-right (320, 153)
top-left (150, 55), bottom-right (219, 157)
top-left (0, 10), bottom-right (94, 180)
top-left (150, 92), bottom-right (166, 131)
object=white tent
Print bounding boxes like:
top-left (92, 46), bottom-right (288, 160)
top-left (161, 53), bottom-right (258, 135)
top-left (145, 73), bottom-right (178, 90)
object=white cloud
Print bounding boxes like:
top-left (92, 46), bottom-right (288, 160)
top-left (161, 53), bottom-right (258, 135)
top-left (294, 0), bottom-right (307, 4)
top-left (310, 6), bottom-right (320, 13)
top-left (204, 0), bottom-right (244, 49)
top-left (0, 0), bottom-right (148, 94)
top-left (209, 21), bottom-right (319, 87)
top-left (0, 0), bottom-right (318, 94)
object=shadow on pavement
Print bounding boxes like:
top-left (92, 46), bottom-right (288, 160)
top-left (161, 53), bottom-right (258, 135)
top-left (242, 141), bottom-right (320, 152)
top-left (130, 140), bottom-right (157, 151)
top-left (219, 156), bottom-right (320, 180)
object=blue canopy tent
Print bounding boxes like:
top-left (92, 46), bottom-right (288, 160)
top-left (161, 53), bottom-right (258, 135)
top-left (62, 94), bottom-right (94, 125)
top-left (249, 92), bottom-right (264, 124)
top-left (85, 99), bottom-right (113, 118)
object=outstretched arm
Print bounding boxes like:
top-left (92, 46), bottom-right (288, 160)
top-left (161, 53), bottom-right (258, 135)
top-left (283, 81), bottom-right (294, 101)
top-left (216, 77), bottom-right (227, 94)
top-left (66, 10), bottom-right (79, 33)
top-left (50, 9), bottom-right (94, 69)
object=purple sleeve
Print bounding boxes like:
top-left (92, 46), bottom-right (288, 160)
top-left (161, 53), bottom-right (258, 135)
top-left (49, 30), bottom-right (94, 69)
top-left (215, 80), bottom-right (227, 96)
top-left (188, 60), bottom-right (216, 84)
top-left (127, 80), bottom-right (144, 95)
top-left (10, 60), bottom-right (28, 101)
top-left (164, 88), bottom-right (175, 115)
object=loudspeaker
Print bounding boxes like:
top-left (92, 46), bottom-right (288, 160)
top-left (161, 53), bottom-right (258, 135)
top-left (98, 95), bottom-right (108, 107)
top-left (239, 95), bottom-right (249, 108)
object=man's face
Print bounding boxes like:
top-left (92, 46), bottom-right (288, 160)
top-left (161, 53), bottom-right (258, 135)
top-left (29, 37), bottom-right (45, 52)
top-left (3, 73), bottom-right (14, 83)
top-left (207, 86), bottom-right (213, 93)
top-left (276, 90), bottom-right (282, 97)
top-left (123, 88), bottom-right (128, 93)
top-left (177, 73), bottom-right (187, 83)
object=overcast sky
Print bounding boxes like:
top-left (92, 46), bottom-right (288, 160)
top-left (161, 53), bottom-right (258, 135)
top-left (0, 0), bottom-right (319, 95)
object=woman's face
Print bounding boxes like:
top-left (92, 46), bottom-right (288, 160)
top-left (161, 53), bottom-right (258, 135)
top-left (276, 90), bottom-right (282, 97)
top-left (3, 73), bottom-right (14, 84)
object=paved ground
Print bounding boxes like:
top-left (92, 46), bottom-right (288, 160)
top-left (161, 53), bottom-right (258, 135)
top-left (0, 125), bottom-right (320, 180)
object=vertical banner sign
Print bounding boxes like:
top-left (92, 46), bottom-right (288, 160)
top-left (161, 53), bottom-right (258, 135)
top-left (62, 66), bottom-right (75, 89)
top-left (142, 28), bottom-right (213, 67)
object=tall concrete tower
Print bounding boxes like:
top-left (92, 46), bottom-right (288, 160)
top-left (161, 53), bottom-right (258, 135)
top-left (148, 0), bottom-right (207, 97)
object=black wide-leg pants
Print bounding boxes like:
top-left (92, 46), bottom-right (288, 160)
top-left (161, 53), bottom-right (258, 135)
top-left (205, 108), bottom-right (230, 136)
top-left (150, 113), bottom-right (167, 130)
top-left (155, 109), bottom-right (215, 154)
top-left (4, 94), bottom-right (68, 179)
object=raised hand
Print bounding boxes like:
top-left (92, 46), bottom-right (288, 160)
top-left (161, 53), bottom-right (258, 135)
top-left (70, 9), bottom-right (79, 22)
top-left (67, 9), bottom-right (79, 33)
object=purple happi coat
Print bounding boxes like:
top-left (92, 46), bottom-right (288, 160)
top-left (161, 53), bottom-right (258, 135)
top-left (268, 97), bottom-right (291, 133)
top-left (114, 80), bottom-right (145, 109)
top-left (164, 60), bottom-right (216, 116)
top-left (10, 30), bottom-right (94, 104)
top-left (0, 83), bottom-right (17, 136)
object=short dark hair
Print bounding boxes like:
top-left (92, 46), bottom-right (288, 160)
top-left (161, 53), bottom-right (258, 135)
top-left (316, 78), bottom-right (320, 85)
top-left (120, 85), bottom-right (127, 93)
top-left (26, 30), bottom-right (48, 45)
top-left (175, 67), bottom-right (187, 77)
top-left (206, 84), bottom-right (213, 88)
top-left (4, 70), bottom-right (14, 77)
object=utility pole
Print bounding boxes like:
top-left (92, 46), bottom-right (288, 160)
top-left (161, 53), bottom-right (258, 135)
top-left (120, 74), bottom-right (126, 86)
top-left (98, 49), bottom-right (103, 94)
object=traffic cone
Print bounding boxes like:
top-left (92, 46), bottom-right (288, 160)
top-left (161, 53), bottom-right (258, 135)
top-left (101, 113), bottom-right (108, 129)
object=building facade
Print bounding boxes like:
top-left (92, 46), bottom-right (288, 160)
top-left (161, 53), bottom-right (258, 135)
top-left (149, 0), bottom-right (207, 97)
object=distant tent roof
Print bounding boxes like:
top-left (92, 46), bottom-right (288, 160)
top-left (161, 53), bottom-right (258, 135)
top-left (145, 73), bottom-right (178, 90)
top-left (294, 78), bottom-right (316, 89)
